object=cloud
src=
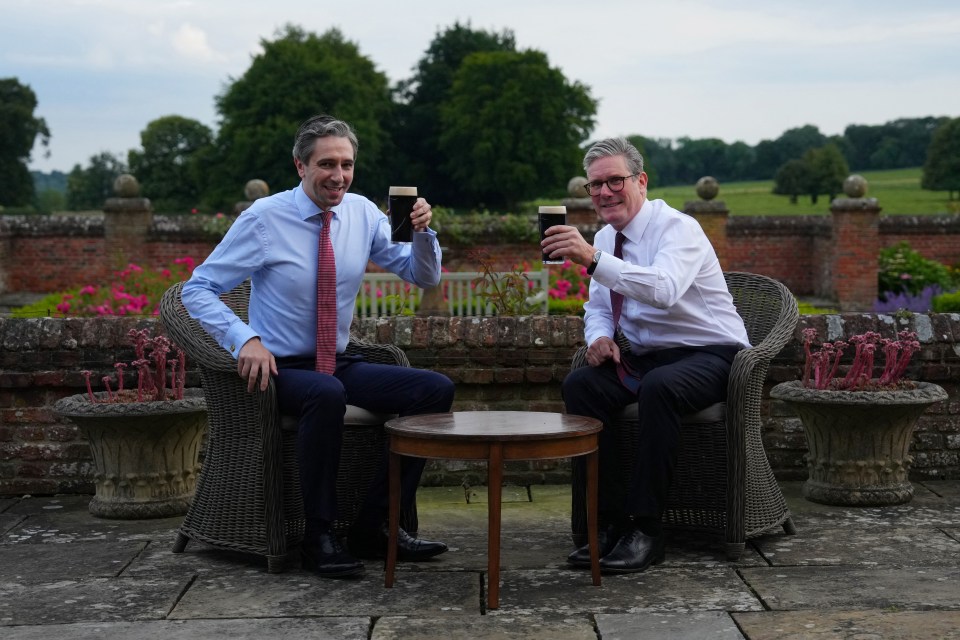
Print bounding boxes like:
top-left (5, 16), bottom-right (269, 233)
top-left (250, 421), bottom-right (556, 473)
top-left (171, 23), bottom-right (226, 63)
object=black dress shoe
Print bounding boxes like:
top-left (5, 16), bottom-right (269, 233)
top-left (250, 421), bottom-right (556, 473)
top-left (598, 527), bottom-right (665, 574)
top-left (349, 522), bottom-right (448, 561)
top-left (567, 523), bottom-right (621, 568)
top-left (301, 530), bottom-right (365, 578)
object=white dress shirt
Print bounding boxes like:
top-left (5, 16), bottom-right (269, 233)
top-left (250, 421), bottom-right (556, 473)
top-left (585, 198), bottom-right (750, 353)
top-left (182, 185), bottom-right (441, 359)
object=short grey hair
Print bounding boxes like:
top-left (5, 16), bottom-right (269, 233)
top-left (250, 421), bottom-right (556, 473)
top-left (292, 115), bottom-right (359, 165)
top-left (583, 137), bottom-right (644, 175)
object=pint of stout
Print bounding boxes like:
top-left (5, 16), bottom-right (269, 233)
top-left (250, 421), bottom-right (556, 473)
top-left (388, 186), bottom-right (417, 244)
top-left (538, 205), bottom-right (566, 265)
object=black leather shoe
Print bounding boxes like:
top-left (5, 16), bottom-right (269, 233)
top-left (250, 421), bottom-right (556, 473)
top-left (567, 523), bottom-right (621, 568)
top-left (301, 531), bottom-right (365, 578)
top-left (349, 522), bottom-right (448, 561)
top-left (598, 527), bottom-right (665, 574)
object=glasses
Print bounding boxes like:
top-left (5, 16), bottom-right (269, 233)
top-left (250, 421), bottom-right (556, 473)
top-left (583, 174), bottom-right (639, 196)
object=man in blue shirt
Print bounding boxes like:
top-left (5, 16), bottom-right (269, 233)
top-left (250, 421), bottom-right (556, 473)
top-left (542, 137), bottom-right (749, 574)
top-left (182, 115), bottom-right (454, 578)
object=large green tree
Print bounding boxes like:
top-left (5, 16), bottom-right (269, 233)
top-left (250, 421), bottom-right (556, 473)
top-left (205, 26), bottom-right (394, 208)
top-left (66, 152), bottom-right (127, 211)
top-left (804, 144), bottom-right (849, 203)
top-left (0, 78), bottom-right (50, 208)
top-left (752, 125), bottom-right (828, 180)
top-left (395, 22), bottom-right (517, 207)
top-left (772, 159), bottom-right (811, 204)
top-left (922, 117), bottom-right (960, 201)
top-left (128, 116), bottom-right (213, 212)
top-left (438, 50), bottom-right (596, 210)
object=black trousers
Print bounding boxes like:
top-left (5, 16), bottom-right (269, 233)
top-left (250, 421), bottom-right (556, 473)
top-left (275, 355), bottom-right (455, 532)
top-left (562, 345), bottom-right (739, 523)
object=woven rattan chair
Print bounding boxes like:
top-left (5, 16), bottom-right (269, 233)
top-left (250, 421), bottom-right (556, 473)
top-left (570, 271), bottom-right (798, 561)
top-left (159, 280), bottom-right (416, 573)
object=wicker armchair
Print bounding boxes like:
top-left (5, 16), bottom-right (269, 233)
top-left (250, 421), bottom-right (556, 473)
top-left (159, 280), bottom-right (415, 573)
top-left (570, 271), bottom-right (798, 560)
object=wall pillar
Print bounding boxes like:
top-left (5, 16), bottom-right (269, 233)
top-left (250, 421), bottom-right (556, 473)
top-left (102, 174), bottom-right (152, 271)
top-left (684, 177), bottom-right (729, 268)
top-left (830, 175), bottom-right (880, 311)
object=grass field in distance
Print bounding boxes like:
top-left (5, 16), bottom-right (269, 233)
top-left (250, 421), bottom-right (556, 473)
top-left (646, 167), bottom-right (958, 216)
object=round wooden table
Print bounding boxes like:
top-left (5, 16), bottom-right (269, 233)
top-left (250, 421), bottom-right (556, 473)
top-left (384, 411), bottom-right (603, 610)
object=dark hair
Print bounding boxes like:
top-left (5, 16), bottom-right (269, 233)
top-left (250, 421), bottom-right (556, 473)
top-left (583, 137), bottom-right (644, 175)
top-left (292, 115), bottom-right (359, 164)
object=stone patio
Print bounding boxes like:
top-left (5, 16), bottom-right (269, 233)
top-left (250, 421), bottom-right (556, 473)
top-left (2, 481), bottom-right (960, 639)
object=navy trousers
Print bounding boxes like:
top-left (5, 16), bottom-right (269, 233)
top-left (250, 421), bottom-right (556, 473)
top-left (274, 355), bottom-right (455, 531)
top-left (562, 345), bottom-right (738, 524)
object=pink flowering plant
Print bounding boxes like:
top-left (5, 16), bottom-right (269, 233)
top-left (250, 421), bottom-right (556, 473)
top-left (12, 257), bottom-right (196, 318)
top-left (80, 328), bottom-right (188, 403)
top-left (801, 328), bottom-right (921, 391)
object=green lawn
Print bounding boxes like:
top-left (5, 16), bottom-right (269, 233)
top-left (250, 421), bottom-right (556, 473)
top-left (646, 168), bottom-right (958, 216)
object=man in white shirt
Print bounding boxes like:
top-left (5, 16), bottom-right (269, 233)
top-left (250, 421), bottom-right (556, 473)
top-left (542, 137), bottom-right (749, 574)
top-left (182, 115), bottom-right (454, 578)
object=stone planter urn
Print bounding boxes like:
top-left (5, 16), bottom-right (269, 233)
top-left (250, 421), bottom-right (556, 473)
top-left (54, 389), bottom-right (207, 519)
top-left (770, 380), bottom-right (947, 506)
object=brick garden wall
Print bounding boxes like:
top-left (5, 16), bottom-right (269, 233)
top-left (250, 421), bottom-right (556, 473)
top-left (4, 212), bottom-right (960, 303)
top-left (2, 313), bottom-right (959, 496)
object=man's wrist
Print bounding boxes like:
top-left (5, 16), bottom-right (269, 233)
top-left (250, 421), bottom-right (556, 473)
top-left (586, 249), bottom-right (602, 275)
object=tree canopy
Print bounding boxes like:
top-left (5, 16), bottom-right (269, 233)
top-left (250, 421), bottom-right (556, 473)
top-left (921, 117), bottom-right (960, 201)
top-left (128, 116), bottom-right (213, 212)
top-left (395, 22), bottom-right (517, 207)
top-left (66, 152), bottom-right (127, 211)
top-left (0, 78), bottom-right (50, 207)
top-left (438, 49), bottom-right (596, 210)
top-left (205, 26), bottom-right (395, 207)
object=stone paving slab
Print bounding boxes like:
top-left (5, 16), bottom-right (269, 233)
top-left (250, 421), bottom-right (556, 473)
top-left (752, 525), bottom-right (960, 567)
top-left (371, 614), bottom-right (597, 639)
top-left (596, 611), bottom-right (745, 639)
top-left (918, 480), bottom-right (960, 502)
top-left (125, 541), bottom-right (278, 579)
top-left (3, 617), bottom-right (371, 640)
top-left (2, 495), bottom-right (181, 544)
top-left (0, 576), bottom-right (190, 626)
top-left (0, 497), bottom-right (16, 513)
top-left (491, 567), bottom-right (762, 615)
top-left (740, 566), bottom-right (960, 610)
top-left (733, 609), bottom-right (960, 640)
top-left (0, 512), bottom-right (25, 536)
top-left (0, 540), bottom-right (147, 581)
top-left (780, 481), bottom-right (960, 528)
top-left (169, 571), bottom-right (480, 619)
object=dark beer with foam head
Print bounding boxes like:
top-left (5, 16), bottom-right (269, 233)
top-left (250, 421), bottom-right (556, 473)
top-left (539, 205), bottom-right (566, 264)
top-left (388, 186), bottom-right (417, 244)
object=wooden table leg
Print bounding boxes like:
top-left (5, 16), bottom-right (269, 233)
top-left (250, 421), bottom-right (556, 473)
top-left (586, 447), bottom-right (601, 586)
top-left (385, 448), bottom-right (401, 588)
top-left (487, 442), bottom-right (503, 610)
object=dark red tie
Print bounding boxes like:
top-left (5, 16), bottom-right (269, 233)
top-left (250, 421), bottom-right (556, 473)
top-left (315, 210), bottom-right (337, 374)
top-left (610, 232), bottom-right (639, 392)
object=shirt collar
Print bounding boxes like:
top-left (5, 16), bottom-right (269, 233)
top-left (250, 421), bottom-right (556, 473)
top-left (295, 183), bottom-right (340, 222)
top-left (620, 198), bottom-right (653, 245)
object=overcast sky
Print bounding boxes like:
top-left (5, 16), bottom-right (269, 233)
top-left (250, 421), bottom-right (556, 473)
top-left (5, 0), bottom-right (959, 174)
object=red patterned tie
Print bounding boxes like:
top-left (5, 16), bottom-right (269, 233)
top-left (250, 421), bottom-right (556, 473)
top-left (315, 210), bottom-right (337, 374)
top-left (610, 232), bottom-right (639, 391)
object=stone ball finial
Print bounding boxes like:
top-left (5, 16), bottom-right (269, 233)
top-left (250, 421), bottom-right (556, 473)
top-left (244, 179), bottom-right (269, 201)
top-left (695, 176), bottom-right (719, 200)
top-left (113, 174), bottom-right (140, 198)
top-left (567, 176), bottom-right (588, 198)
top-left (843, 174), bottom-right (868, 198)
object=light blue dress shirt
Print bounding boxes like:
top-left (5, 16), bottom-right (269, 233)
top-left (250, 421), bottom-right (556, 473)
top-left (182, 185), bottom-right (441, 359)
top-left (585, 198), bottom-right (750, 353)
